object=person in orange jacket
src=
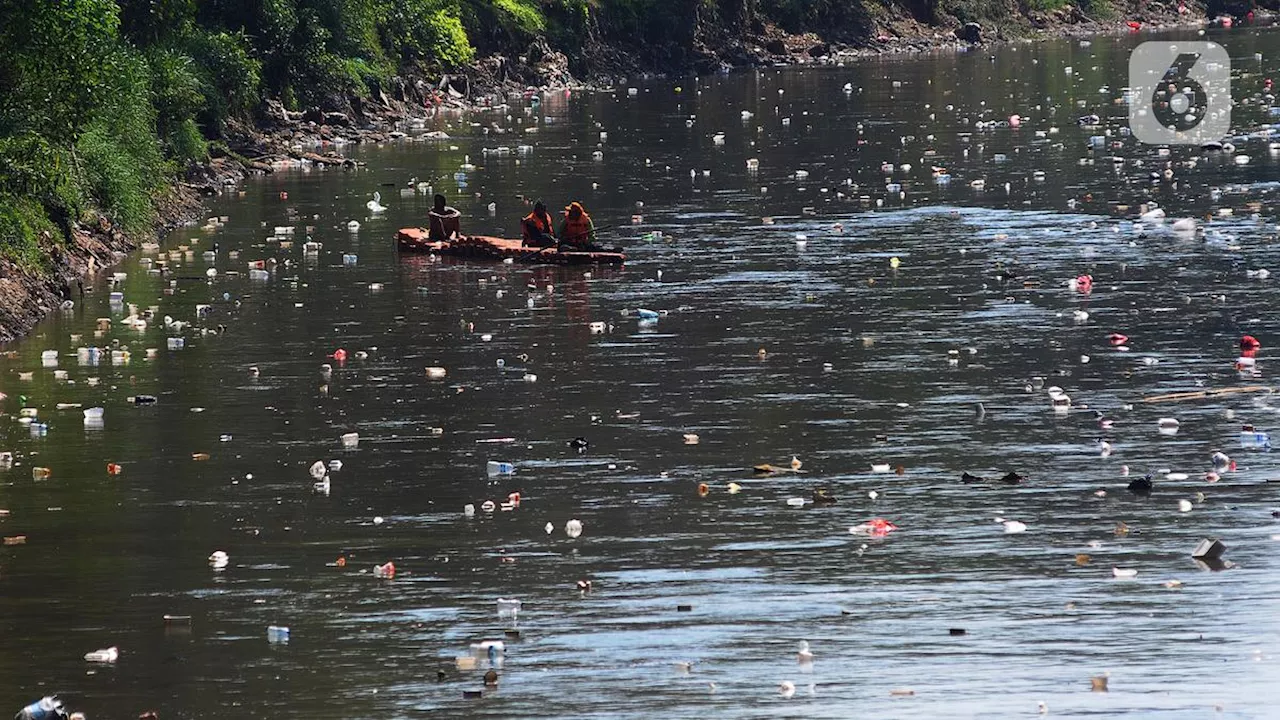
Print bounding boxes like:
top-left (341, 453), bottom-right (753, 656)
top-left (521, 200), bottom-right (557, 247)
top-left (559, 201), bottom-right (598, 250)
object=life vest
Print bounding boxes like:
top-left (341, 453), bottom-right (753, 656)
top-left (522, 211), bottom-right (552, 242)
top-left (562, 210), bottom-right (593, 246)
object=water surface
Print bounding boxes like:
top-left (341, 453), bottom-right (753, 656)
top-left (4, 24), bottom-right (1280, 719)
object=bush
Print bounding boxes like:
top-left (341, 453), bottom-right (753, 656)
top-left (0, 134), bottom-right (82, 230)
top-left (426, 9), bottom-right (477, 66)
top-left (0, 0), bottom-right (126, 144)
top-left (596, 0), bottom-right (689, 44)
top-left (544, 0), bottom-right (591, 56)
top-left (1078, 0), bottom-right (1118, 18)
top-left (76, 50), bottom-right (164, 232)
top-left (493, 0), bottom-right (548, 34)
top-left (0, 194), bottom-right (58, 270)
top-left (118, 0), bottom-right (196, 45)
top-left (935, 0), bottom-right (1019, 25)
top-left (462, 0), bottom-right (548, 54)
top-left (168, 117), bottom-right (209, 162)
top-left (146, 48), bottom-right (208, 158)
top-left (381, 0), bottom-right (477, 69)
top-left (185, 30), bottom-right (262, 133)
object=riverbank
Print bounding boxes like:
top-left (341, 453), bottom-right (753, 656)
top-left (0, 4), bottom-right (1236, 343)
top-left (199, 6), bottom-right (1222, 164)
top-left (0, 161), bottom-right (242, 344)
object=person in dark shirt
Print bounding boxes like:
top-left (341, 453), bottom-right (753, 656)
top-left (428, 194), bottom-right (461, 241)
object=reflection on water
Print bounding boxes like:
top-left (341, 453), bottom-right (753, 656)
top-left (4, 24), bottom-right (1280, 720)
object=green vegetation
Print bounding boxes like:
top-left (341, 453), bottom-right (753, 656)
top-left (0, 0), bottom-right (1165, 269)
top-left (0, 0), bottom-right (488, 268)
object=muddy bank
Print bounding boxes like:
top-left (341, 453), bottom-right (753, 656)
top-left (0, 161), bottom-right (244, 345)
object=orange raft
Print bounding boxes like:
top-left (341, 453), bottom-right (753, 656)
top-left (395, 228), bottom-right (624, 266)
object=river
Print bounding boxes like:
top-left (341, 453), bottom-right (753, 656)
top-left (3, 24), bottom-right (1280, 719)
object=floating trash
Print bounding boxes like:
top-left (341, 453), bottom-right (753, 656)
top-left (850, 518), bottom-right (897, 536)
top-left (83, 646), bottom-right (119, 663)
top-left (496, 598), bottom-right (522, 618)
top-left (997, 517), bottom-right (1028, 534)
top-left (15, 697), bottom-right (66, 720)
top-left (1192, 537), bottom-right (1227, 561)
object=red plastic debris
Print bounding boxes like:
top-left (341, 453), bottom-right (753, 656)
top-left (852, 518), bottom-right (898, 537)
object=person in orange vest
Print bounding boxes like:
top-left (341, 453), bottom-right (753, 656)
top-left (559, 201), bottom-right (598, 250)
top-left (428, 193), bottom-right (461, 241)
top-left (521, 200), bottom-right (557, 247)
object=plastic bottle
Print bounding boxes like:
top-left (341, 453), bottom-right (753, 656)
top-left (267, 625), bottom-right (290, 643)
top-left (15, 696), bottom-right (66, 720)
top-left (496, 598), bottom-right (522, 619)
top-left (1240, 427), bottom-right (1272, 449)
top-left (486, 461), bottom-right (515, 475)
top-left (470, 639), bottom-right (505, 657)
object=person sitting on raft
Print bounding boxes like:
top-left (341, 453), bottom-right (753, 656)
top-left (522, 200), bottom-right (557, 248)
top-left (559, 201), bottom-right (599, 251)
top-left (428, 194), bottom-right (461, 241)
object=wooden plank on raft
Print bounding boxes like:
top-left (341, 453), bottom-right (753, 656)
top-left (1141, 386), bottom-right (1273, 404)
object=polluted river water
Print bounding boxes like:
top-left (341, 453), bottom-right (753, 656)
top-left (6, 24), bottom-right (1280, 720)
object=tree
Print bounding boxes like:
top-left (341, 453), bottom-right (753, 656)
top-left (0, 0), bottom-right (127, 143)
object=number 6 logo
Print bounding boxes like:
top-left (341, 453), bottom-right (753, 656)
top-left (1130, 42), bottom-right (1230, 145)
top-left (1152, 53), bottom-right (1208, 132)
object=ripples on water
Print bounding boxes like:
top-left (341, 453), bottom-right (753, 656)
top-left (4, 25), bottom-right (1280, 720)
